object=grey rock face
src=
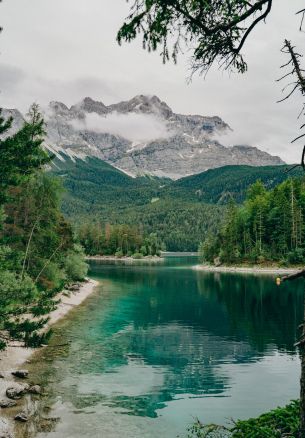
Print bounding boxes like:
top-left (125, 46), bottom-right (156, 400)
top-left (0, 399), bottom-right (17, 408)
top-left (2, 95), bottom-right (285, 179)
top-left (108, 94), bottom-right (173, 118)
top-left (29, 385), bottom-right (42, 395)
top-left (6, 384), bottom-right (29, 400)
top-left (71, 97), bottom-right (108, 115)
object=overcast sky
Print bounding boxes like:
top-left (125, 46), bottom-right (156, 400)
top-left (1, 0), bottom-right (305, 163)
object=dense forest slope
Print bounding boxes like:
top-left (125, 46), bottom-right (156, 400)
top-left (166, 164), bottom-right (302, 203)
top-left (51, 156), bottom-right (302, 251)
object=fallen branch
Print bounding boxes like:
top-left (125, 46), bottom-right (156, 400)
top-left (281, 268), bottom-right (305, 282)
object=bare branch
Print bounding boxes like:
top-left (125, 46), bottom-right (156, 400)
top-left (277, 83), bottom-right (299, 103)
top-left (284, 40), bottom-right (305, 93)
top-left (292, 133), bottom-right (305, 143)
top-left (118, 0), bottom-right (273, 74)
top-left (234, 0), bottom-right (272, 54)
top-left (281, 268), bottom-right (305, 282)
top-left (276, 71), bottom-right (295, 82)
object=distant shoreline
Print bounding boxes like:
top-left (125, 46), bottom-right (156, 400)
top-left (193, 264), bottom-right (300, 275)
top-left (86, 255), bottom-right (165, 262)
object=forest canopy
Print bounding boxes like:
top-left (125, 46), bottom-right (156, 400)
top-left (200, 177), bottom-right (305, 266)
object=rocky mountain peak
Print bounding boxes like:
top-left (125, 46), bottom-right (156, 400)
top-left (71, 97), bottom-right (108, 115)
top-left (3, 96), bottom-right (285, 179)
top-left (108, 94), bottom-right (173, 118)
top-left (49, 101), bottom-right (70, 115)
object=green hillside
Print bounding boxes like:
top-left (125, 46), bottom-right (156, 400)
top-left (51, 155), bottom-right (168, 212)
top-left (51, 156), bottom-right (303, 251)
top-left (166, 164), bottom-right (303, 204)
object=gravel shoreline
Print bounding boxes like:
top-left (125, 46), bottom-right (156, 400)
top-left (193, 265), bottom-right (300, 275)
top-left (0, 278), bottom-right (99, 437)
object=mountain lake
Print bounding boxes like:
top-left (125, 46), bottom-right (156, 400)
top-left (17, 255), bottom-right (303, 437)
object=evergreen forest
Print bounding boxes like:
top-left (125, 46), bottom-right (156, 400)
top-left (0, 107), bottom-right (88, 350)
top-left (200, 178), bottom-right (305, 266)
top-left (51, 155), bottom-right (302, 252)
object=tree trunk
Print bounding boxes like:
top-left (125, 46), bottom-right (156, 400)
top-left (300, 346), bottom-right (305, 437)
top-left (281, 270), bottom-right (305, 436)
top-left (21, 219), bottom-right (39, 279)
top-left (300, 295), bottom-right (305, 437)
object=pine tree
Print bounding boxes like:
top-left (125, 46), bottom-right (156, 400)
top-left (0, 104), bottom-right (52, 204)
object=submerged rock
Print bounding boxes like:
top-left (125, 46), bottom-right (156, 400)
top-left (14, 412), bottom-right (28, 422)
top-left (37, 417), bottom-right (60, 433)
top-left (0, 433), bottom-right (13, 438)
top-left (11, 370), bottom-right (28, 379)
top-left (0, 399), bottom-right (17, 408)
top-left (29, 385), bottom-right (41, 395)
top-left (6, 384), bottom-right (29, 400)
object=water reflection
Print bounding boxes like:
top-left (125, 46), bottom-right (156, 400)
top-left (20, 257), bottom-right (304, 437)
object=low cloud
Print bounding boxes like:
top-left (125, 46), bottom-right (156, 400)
top-left (0, 64), bottom-right (26, 91)
top-left (0, 62), bottom-right (126, 112)
top-left (215, 106), bottom-right (303, 164)
top-left (70, 111), bottom-right (174, 144)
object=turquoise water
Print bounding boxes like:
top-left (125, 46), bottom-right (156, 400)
top-left (28, 256), bottom-right (303, 437)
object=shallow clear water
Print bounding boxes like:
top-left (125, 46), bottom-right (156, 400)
top-left (24, 256), bottom-right (304, 437)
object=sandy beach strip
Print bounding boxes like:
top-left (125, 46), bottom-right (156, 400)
top-left (0, 278), bottom-right (99, 383)
top-left (193, 264), bottom-right (301, 275)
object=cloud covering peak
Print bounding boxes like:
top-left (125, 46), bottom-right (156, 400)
top-left (70, 111), bottom-right (174, 143)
